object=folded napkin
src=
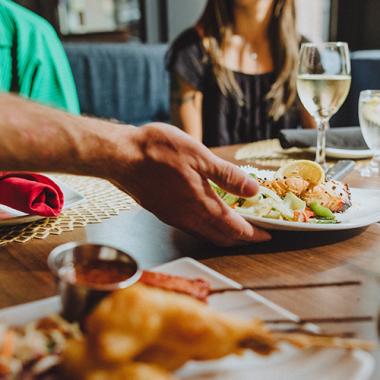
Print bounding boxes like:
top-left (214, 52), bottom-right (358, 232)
top-left (279, 127), bottom-right (369, 150)
top-left (0, 172), bottom-right (64, 217)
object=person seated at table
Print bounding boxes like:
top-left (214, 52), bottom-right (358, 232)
top-left (0, 93), bottom-right (271, 247)
top-left (0, 0), bottom-right (80, 113)
top-left (166, 0), bottom-right (315, 147)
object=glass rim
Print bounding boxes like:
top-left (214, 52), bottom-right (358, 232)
top-left (360, 89), bottom-right (380, 96)
top-left (300, 41), bottom-right (349, 49)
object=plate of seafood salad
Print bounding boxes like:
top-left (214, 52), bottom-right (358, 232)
top-left (212, 160), bottom-right (380, 231)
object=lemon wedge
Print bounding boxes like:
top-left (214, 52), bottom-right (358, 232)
top-left (275, 160), bottom-right (325, 185)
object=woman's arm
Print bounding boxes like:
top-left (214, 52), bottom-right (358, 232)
top-left (170, 74), bottom-right (203, 142)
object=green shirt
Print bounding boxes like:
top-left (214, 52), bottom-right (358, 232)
top-left (0, 0), bottom-right (80, 114)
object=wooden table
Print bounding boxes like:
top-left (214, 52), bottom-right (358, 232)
top-left (1, 143), bottom-right (380, 377)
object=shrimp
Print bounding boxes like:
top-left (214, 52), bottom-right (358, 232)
top-left (260, 177), bottom-right (351, 213)
top-left (259, 177), bottom-right (309, 197)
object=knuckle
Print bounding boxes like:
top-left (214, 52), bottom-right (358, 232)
top-left (221, 164), bottom-right (236, 184)
top-left (236, 175), bottom-right (249, 194)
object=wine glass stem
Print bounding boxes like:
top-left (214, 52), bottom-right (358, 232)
top-left (316, 118), bottom-right (329, 170)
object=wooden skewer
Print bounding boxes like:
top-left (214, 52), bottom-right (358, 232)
top-left (240, 332), bottom-right (376, 352)
top-left (210, 280), bottom-right (361, 294)
top-left (272, 327), bottom-right (356, 338)
top-left (264, 316), bottom-right (373, 325)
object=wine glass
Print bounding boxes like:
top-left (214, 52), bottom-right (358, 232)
top-left (359, 90), bottom-right (380, 176)
top-left (297, 42), bottom-right (351, 170)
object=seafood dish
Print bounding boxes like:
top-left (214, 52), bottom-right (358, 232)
top-left (0, 271), bottom-right (373, 380)
top-left (0, 315), bottom-right (79, 380)
top-left (211, 160), bottom-right (352, 224)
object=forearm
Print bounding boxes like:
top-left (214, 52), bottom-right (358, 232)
top-left (0, 95), bottom-right (270, 246)
top-left (0, 94), bottom-right (137, 178)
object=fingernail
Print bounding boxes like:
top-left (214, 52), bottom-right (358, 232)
top-left (243, 177), bottom-right (259, 196)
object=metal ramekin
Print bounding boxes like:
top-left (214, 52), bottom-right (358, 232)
top-left (48, 241), bottom-right (141, 323)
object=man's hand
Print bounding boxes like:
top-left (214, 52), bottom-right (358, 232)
top-left (110, 123), bottom-right (271, 246)
top-left (0, 95), bottom-right (270, 246)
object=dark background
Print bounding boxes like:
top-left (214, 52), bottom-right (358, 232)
top-left (330, 0), bottom-right (380, 50)
top-left (14, 0), bottom-right (59, 31)
top-left (13, 0), bottom-right (380, 49)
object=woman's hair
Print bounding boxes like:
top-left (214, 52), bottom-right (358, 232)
top-left (196, 0), bottom-right (299, 120)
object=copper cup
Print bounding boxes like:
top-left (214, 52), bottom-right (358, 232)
top-left (48, 242), bottom-right (141, 323)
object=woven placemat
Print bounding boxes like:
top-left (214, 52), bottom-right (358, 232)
top-left (235, 139), bottom-right (370, 168)
top-left (0, 175), bottom-right (136, 246)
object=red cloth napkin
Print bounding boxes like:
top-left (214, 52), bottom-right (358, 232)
top-left (0, 172), bottom-right (64, 217)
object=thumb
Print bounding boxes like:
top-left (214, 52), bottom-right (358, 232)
top-left (205, 156), bottom-right (259, 197)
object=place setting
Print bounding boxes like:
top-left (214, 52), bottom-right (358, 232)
top-left (0, 172), bottom-right (83, 226)
top-left (236, 42), bottom-right (378, 171)
top-left (0, 172), bottom-right (136, 245)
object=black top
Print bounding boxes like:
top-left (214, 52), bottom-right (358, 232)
top-left (166, 28), bottom-right (300, 147)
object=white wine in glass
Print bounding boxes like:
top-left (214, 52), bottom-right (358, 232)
top-left (297, 74), bottom-right (351, 120)
top-left (297, 43), bottom-right (351, 170)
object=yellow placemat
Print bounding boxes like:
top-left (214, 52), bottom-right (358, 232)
top-left (0, 175), bottom-right (136, 246)
top-left (235, 139), bottom-right (370, 168)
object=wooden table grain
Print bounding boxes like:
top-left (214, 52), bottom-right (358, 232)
top-left (0, 143), bottom-right (380, 376)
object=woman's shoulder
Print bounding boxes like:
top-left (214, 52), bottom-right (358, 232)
top-left (170, 27), bottom-right (202, 51)
top-left (166, 27), bottom-right (205, 65)
top-left (166, 27), bottom-right (208, 89)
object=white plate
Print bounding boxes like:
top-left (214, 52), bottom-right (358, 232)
top-left (0, 257), bottom-right (374, 380)
top-left (239, 168), bottom-right (380, 231)
top-left (0, 176), bottom-right (84, 226)
top-left (242, 188), bottom-right (380, 231)
top-left (305, 147), bottom-right (374, 159)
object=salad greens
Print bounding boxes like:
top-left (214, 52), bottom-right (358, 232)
top-left (309, 201), bottom-right (335, 220)
top-left (210, 180), bottom-right (338, 224)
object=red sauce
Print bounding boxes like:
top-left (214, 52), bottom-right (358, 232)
top-left (64, 260), bottom-right (136, 286)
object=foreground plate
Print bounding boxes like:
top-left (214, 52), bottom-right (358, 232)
top-left (0, 176), bottom-right (84, 226)
top-left (0, 257), bottom-right (374, 380)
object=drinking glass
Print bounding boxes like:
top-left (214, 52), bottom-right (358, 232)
top-left (359, 90), bottom-right (380, 176)
top-left (297, 42), bottom-right (351, 170)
